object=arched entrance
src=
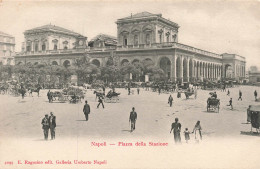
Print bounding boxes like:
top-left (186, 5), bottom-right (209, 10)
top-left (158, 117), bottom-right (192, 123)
top-left (132, 59), bottom-right (140, 66)
top-left (91, 59), bottom-right (100, 67)
top-left (52, 61), bottom-right (58, 65)
top-left (121, 59), bottom-right (129, 66)
top-left (160, 57), bottom-right (171, 80)
top-left (63, 60), bottom-right (71, 68)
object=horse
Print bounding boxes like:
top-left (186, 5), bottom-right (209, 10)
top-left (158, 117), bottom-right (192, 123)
top-left (93, 90), bottom-right (104, 101)
top-left (29, 86), bottom-right (42, 97)
top-left (18, 88), bottom-right (27, 99)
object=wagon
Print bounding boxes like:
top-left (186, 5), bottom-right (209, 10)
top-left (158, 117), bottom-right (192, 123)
top-left (247, 105), bottom-right (260, 133)
top-left (51, 91), bottom-right (69, 102)
top-left (207, 97), bottom-right (220, 112)
top-left (104, 91), bottom-right (120, 103)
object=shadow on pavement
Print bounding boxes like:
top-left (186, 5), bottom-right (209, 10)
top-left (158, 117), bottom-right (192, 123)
top-left (121, 130), bottom-right (132, 132)
top-left (240, 131), bottom-right (260, 136)
top-left (76, 120), bottom-right (87, 121)
top-left (33, 139), bottom-right (47, 141)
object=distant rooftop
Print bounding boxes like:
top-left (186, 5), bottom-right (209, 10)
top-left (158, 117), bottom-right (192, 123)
top-left (117, 11), bottom-right (179, 28)
top-left (0, 31), bottom-right (14, 38)
top-left (24, 24), bottom-right (86, 37)
top-left (118, 11), bottom-right (162, 20)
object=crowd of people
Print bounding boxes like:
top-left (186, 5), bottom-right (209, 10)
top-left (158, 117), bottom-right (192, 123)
top-left (36, 81), bottom-right (260, 142)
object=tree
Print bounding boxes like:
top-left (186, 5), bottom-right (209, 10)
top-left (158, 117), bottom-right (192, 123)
top-left (74, 56), bottom-right (101, 84)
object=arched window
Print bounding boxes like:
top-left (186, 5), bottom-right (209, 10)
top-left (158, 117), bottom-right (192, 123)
top-left (42, 43), bottom-right (46, 51)
top-left (63, 41), bottom-right (68, 50)
top-left (134, 35), bottom-right (138, 46)
top-left (123, 36), bottom-right (127, 46)
top-left (166, 32), bottom-right (170, 43)
top-left (159, 34), bottom-right (162, 43)
top-left (145, 34), bottom-right (150, 45)
top-left (172, 34), bottom-right (177, 42)
top-left (166, 35), bottom-right (169, 43)
top-left (35, 43), bottom-right (38, 52)
top-left (26, 41), bottom-right (32, 52)
top-left (54, 44), bottom-right (57, 50)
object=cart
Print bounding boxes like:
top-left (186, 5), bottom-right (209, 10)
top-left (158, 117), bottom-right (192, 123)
top-left (247, 105), bottom-right (260, 133)
top-left (207, 97), bottom-right (220, 113)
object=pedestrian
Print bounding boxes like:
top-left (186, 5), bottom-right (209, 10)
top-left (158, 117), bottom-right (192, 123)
top-left (137, 87), bottom-right (140, 95)
top-left (41, 114), bottom-right (50, 140)
top-left (177, 90), bottom-right (181, 98)
top-left (128, 87), bottom-right (131, 95)
top-left (194, 88), bottom-right (197, 99)
top-left (49, 112), bottom-right (56, 140)
top-left (227, 89), bottom-right (230, 96)
top-left (102, 85), bottom-right (105, 93)
top-left (129, 107), bottom-right (137, 132)
top-left (158, 86), bottom-right (161, 95)
top-left (238, 90), bottom-right (242, 101)
top-left (47, 90), bottom-right (52, 103)
top-left (184, 128), bottom-right (191, 143)
top-left (170, 118), bottom-right (182, 143)
top-left (97, 96), bottom-right (104, 108)
top-left (83, 100), bottom-right (91, 121)
top-left (192, 121), bottom-right (202, 141)
top-left (247, 105), bottom-right (252, 124)
top-left (227, 98), bottom-right (233, 110)
top-left (254, 90), bottom-right (258, 101)
top-left (168, 95), bottom-right (173, 107)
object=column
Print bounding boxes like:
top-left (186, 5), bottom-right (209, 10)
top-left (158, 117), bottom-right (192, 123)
top-left (180, 56), bottom-right (183, 83)
top-left (172, 55), bottom-right (176, 82)
top-left (31, 41), bottom-right (34, 52)
top-left (187, 58), bottom-right (190, 82)
top-left (205, 63), bottom-right (208, 79)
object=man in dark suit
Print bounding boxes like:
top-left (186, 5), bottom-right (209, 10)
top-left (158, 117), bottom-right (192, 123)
top-left (83, 100), bottom-right (91, 121)
top-left (41, 114), bottom-right (50, 140)
top-left (49, 112), bottom-right (56, 140)
top-left (129, 107), bottom-right (137, 132)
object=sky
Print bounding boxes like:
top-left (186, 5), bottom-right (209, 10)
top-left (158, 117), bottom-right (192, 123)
top-left (0, 0), bottom-right (259, 69)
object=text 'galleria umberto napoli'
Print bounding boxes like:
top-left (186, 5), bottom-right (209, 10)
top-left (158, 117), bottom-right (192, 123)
top-left (15, 12), bottom-right (246, 83)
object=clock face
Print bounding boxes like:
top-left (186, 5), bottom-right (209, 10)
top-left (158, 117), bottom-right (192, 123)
top-left (79, 40), bottom-right (83, 46)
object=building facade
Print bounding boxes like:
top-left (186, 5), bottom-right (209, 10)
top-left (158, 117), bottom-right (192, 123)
top-left (15, 12), bottom-right (246, 83)
top-left (0, 31), bottom-right (15, 65)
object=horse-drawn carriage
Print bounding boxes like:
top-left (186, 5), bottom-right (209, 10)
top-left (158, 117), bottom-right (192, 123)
top-left (50, 91), bottom-right (68, 102)
top-left (246, 105), bottom-right (260, 133)
top-left (207, 97), bottom-right (220, 113)
top-left (104, 90), bottom-right (120, 103)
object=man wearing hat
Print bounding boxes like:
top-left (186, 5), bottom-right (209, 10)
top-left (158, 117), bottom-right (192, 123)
top-left (41, 114), bottom-right (50, 140)
top-left (129, 107), bottom-right (137, 132)
top-left (83, 100), bottom-right (91, 121)
top-left (49, 112), bottom-right (56, 140)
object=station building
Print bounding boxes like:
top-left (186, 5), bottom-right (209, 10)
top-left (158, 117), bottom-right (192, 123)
top-left (15, 12), bottom-right (246, 82)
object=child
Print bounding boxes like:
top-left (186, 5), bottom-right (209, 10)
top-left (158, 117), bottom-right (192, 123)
top-left (184, 128), bottom-right (191, 143)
